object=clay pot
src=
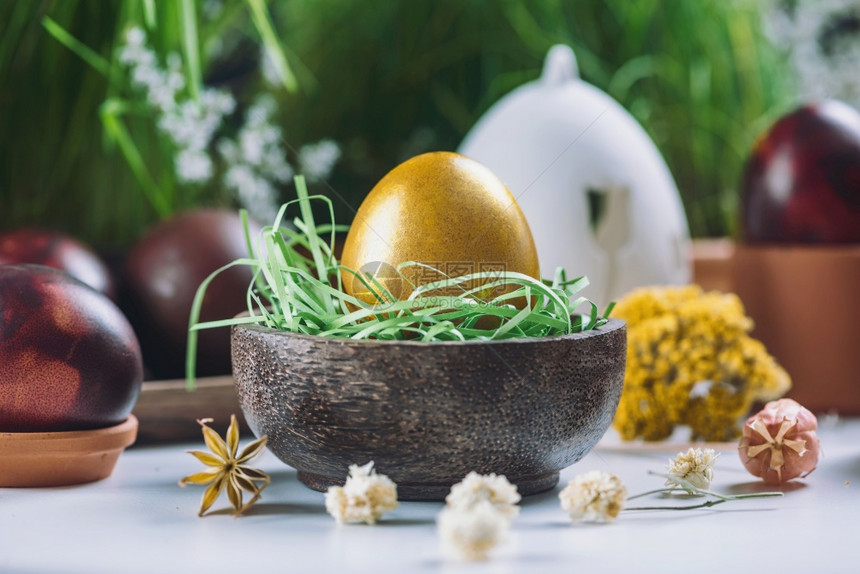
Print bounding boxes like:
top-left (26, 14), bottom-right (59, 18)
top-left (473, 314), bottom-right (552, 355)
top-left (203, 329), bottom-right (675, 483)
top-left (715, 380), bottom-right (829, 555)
top-left (231, 319), bottom-right (627, 500)
top-left (733, 245), bottom-right (860, 414)
top-left (691, 238), bottom-right (735, 293)
top-left (0, 415), bottom-right (138, 487)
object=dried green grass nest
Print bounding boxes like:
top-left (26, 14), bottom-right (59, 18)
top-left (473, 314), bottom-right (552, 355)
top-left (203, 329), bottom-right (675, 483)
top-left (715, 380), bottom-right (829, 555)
top-left (186, 176), bottom-right (612, 387)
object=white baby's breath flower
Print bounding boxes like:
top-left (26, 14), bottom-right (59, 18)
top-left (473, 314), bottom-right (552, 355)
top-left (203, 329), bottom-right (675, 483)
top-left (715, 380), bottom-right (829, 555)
top-left (125, 26), bottom-right (145, 48)
top-left (324, 461), bottom-right (398, 525)
top-left (437, 501), bottom-right (507, 562)
top-left (225, 165), bottom-right (279, 224)
top-left (445, 472), bottom-right (521, 521)
top-left (203, 89), bottom-right (237, 117)
top-left (240, 129), bottom-right (266, 166)
top-left (220, 94), bottom-right (296, 218)
top-left (298, 139), bottom-right (341, 182)
top-left (176, 148), bottom-right (213, 184)
top-left (217, 139), bottom-right (240, 164)
top-left (247, 95), bottom-right (277, 126)
top-left (117, 28), bottom-right (235, 187)
top-left (766, 0), bottom-right (860, 109)
top-left (262, 148), bottom-right (294, 183)
top-left (664, 448), bottom-right (719, 492)
top-left (131, 63), bottom-right (162, 93)
top-left (559, 470), bottom-right (627, 523)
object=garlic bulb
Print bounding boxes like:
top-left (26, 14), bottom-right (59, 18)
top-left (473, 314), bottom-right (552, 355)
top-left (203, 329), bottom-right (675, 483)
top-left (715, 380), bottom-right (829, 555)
top-left (738, 398), bottom-right (820, 485)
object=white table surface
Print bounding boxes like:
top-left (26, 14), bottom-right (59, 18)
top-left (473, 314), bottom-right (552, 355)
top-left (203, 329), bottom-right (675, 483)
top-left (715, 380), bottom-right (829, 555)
top-left (2, 417), bottom-right (857, 574)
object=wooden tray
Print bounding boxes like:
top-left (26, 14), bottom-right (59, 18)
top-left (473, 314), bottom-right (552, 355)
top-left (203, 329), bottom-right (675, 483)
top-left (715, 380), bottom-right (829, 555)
top-left (132, 376), bottom-right (247, 444)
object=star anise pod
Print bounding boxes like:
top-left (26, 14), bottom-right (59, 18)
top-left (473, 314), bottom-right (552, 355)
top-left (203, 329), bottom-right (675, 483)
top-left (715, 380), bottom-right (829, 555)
top-left (179, 415), bottom-right (270, 517)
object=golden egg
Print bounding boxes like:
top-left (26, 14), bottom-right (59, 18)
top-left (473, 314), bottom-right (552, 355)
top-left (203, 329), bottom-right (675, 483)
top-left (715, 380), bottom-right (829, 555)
top-left (340, 151), bottom-right (540, 305)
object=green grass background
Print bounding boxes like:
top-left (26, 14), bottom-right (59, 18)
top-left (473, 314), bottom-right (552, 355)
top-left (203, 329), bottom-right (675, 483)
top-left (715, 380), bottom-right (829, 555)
top-left (0, 0), bottom-right (797, 246)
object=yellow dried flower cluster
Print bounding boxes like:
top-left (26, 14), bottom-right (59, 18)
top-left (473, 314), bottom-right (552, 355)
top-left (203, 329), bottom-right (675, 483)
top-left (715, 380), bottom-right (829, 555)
top-left (612, 286), bottom-right (791, 442)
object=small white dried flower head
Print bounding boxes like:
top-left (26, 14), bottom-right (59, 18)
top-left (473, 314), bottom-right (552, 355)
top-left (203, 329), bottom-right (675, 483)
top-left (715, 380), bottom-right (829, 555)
top-left (246, 95), bottom-right (278, 127)
top-left (765, 0), bottom-right (860, 110)
top-left (224, 164), bottom-right (280, 224)
top-left (438, 501), bottom-right (507, 562)
top-left (324, 461), bottom-right (398, 525)
top-left (175, 148), bottom-right (213, 184)
top-left (125, 26), bottom-right (145, 48)
top-left (116, 27), bottom-right (235, 188)
top-left (665, 448), bottom-right (719, 493)
top-left (559, 470), bottom-right (627, 523)
top-left (445, 472), bottom-right (521, 521)
top-left (298, 139), bottom-right (341, 182)
top-left (220, 94), bottom-right (296, 218)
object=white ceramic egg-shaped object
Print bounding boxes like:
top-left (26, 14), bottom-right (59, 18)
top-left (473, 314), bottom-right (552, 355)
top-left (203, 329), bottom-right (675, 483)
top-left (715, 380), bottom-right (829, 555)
top-left (459, 45), bottom-right (691, 307)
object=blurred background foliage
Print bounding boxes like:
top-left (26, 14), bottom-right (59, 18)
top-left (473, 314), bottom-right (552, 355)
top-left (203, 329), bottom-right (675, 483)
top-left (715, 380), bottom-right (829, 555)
top-left (0, 0), bottom-right (797, 246)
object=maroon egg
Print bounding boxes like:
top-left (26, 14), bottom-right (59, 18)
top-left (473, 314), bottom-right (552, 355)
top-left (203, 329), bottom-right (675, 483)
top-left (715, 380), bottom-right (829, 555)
top-left (122, 209), bottom-right (260, 379)
top-left (0, 264), bottom-right (142, 432)
top-left (740, 100), bottom-right (860, 244)
top-left (0, 228), bottom-right (117, 299)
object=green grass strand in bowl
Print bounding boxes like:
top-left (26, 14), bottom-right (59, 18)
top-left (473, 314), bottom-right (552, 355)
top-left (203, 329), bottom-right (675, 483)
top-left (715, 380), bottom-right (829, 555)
top-left (186, 175), bottom-right (613, 389)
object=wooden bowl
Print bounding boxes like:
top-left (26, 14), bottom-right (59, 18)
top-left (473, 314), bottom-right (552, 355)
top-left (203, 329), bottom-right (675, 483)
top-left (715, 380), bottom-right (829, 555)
top-left (0, 415), bottom-right (138, 487)
top-left (231, 319), bottom-right (626, 500)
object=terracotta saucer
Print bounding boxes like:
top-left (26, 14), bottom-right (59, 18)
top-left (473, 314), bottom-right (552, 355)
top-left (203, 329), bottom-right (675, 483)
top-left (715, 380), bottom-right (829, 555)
top-left (0, 415), bottom-right (138, 487)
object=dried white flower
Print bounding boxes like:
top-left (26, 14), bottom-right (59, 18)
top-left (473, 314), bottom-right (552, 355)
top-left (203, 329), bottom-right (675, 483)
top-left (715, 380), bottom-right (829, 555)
top-left (298, 139), bottom-right (341, 182)
top-left (445, 472), bottom-right (521, 521)
top-left (766, 0), bottom-right (860, 109)
top-left (437, 501), bottom-right (507, 562)
top-left (665, 448), bottom-right (719, 493)
top-left (117, 27), bottom-right (234, 187)
top-left (324, 461), bottom-right (398, 525)
top-left (125, 26), bottom-right (145, 48)
top-left (559, 470), bottom-right (627, 523)
top-left (223, 164), bottom-right (278, 224)
top-left (176, 148), bottom-right (213, 184)
top-left (220, 95), bottom-right (295, 222)
top-left (115, 26), bottom-right (339, 209)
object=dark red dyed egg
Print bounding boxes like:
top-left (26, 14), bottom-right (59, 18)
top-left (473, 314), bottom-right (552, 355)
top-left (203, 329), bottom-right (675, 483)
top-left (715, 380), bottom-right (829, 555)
top-left (0, 264), bottom-right (142, 432)
top-left (122, 209), bottom-right (259, 379)
top-left (0, 228), bottom-right (116, 299)
top-left (740, 100), bottom-right (860, 244)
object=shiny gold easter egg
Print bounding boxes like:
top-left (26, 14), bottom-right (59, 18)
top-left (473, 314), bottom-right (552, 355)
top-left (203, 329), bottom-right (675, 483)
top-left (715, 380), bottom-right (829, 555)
top-left (340, 152), bottom-right (540, 305)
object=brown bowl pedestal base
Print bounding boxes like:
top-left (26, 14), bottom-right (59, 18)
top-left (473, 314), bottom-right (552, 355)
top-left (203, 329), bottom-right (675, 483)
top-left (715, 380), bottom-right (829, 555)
top-left (298, 470), bottom-right (560, 501)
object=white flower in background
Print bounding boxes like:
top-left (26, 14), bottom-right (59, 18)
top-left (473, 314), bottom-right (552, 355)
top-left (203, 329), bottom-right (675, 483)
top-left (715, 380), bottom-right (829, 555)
top-left (219, 95), bottom-right (294, 222)
top-left (117, 27), bottom-right (340, 211)
top-left (176, 149), bottom-right (213, 184)
top-left (437, 501), bottom-right (508, 562)
top-left (559, 470), bottom-right (627, 523)
top-left (124, 26), bottom-right (145, 48)
top-left (445, 472), bottom-right (521, 521)
top-left (118, 27), bottom-right (235, 185)
top-left (664, 448), bottom-right (718, 493)
top-left (223, 164), bottom-right (281, 224)
top-left (298, 139), bottom-right (341, 182)
top-left (324, 461), bottom-right (398, 525)
top-left (766, 0), bottom-right (860, 109)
